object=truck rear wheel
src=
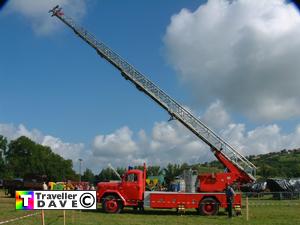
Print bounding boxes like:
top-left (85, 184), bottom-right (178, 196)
top-left (198, 197), bottom-right (219, 216)
top-left (102, 195), bottom-right (122, 213)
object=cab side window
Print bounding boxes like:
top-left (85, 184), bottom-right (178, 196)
top-left (126, 173), bottom-right (138, 182)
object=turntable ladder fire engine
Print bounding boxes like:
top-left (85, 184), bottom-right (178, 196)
top-left (50, 6), bottom-right (256, 184)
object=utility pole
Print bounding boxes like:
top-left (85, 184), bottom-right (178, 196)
top-left (78, 158), bottom-right (82, 183)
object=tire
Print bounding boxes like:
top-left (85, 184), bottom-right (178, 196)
top-left (10, 188), bottom-right (16, 198)
top-left (198, 197), bottom-right (219, 216)
top-left (102, 195), bottom-right (122, 213)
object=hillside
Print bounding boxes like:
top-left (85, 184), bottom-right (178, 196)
top-left (206, 148), bottom-right (300, 179)
top-left (249, 148), bottom-right (300, 178)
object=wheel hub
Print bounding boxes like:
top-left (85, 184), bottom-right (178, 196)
top-left (106, 200), bottom-right (118, 212)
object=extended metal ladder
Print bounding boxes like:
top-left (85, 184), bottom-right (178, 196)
top-left (50, 6), bottom-right (256, 181)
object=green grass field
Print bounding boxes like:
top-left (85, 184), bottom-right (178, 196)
top-left (0, 190), bottom-right (299, 225)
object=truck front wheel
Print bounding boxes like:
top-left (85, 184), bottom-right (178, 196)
top-left (198, 197), bottom-right (219, 216)
top-left (102, 195), bottom-right (122, 213)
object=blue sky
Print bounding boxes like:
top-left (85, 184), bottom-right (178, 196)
top-left (1, 0), bottom-right (203, 143)
top-left (1, 0), bottom-right (300, 172)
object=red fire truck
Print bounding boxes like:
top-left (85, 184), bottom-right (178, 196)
top-left (50, 6), bottom-right (256, 215)
top-left (97, 163), bottom-right (245, 215)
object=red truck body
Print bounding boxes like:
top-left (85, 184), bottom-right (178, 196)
top-left (97, 165), bottom-right (242, 215)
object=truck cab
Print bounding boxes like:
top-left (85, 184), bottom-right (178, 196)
top-left (97, 167), bottom-right (146, 213)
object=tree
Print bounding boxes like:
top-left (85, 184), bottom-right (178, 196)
top-left (97, 167), bottom-right (125, 182)
top-left (0, 135), bottom-right (7, 152)
top-left (0, 136), bottom-right (7, 178)
top-left (163, 163), bottom-right (182, 185)
top-left (4, 136), bottom-right (77, 181)
top-left (82, 168), bottom-right (95, 183)
top-left (180, 163), bottom-right (190, 172)
top-left (147, 166), bottom-right (162, 176)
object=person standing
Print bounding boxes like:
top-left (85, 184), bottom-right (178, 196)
top-left (225, 184), bottom-right (235, 218)
top-left (43, 182), bottom-right (48, 191)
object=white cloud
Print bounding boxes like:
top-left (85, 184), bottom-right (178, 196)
top-left (202, 100), bottom-right (231, 130)
top-left (42, 135), bottom-right (84, 162)
top-left (0, 123), bottom-right (43, 142)
top-left (0, 123), bottom-right (85, 164)
top-left (220, 123), bottom-right (300, 156)
top-left (93, 126), bottom-right (138, 157)
top-left (1, 103), bottom-right (300, 172)
top-left (90, 101), bottom-right (300, 169)
top-left (91, 121), bottom-right (211, 168)
top-left (164, 0), bottom-right (300, 121)
top-left (6, 0), bottom-right (87, 35)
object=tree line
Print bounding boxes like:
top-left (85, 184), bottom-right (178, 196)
top-left (84, 162), bottom-right (222, 185)
top-left (1, 135), bottom-right (300, 185)
top-left (53, 147), bottom-right (300, 184)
